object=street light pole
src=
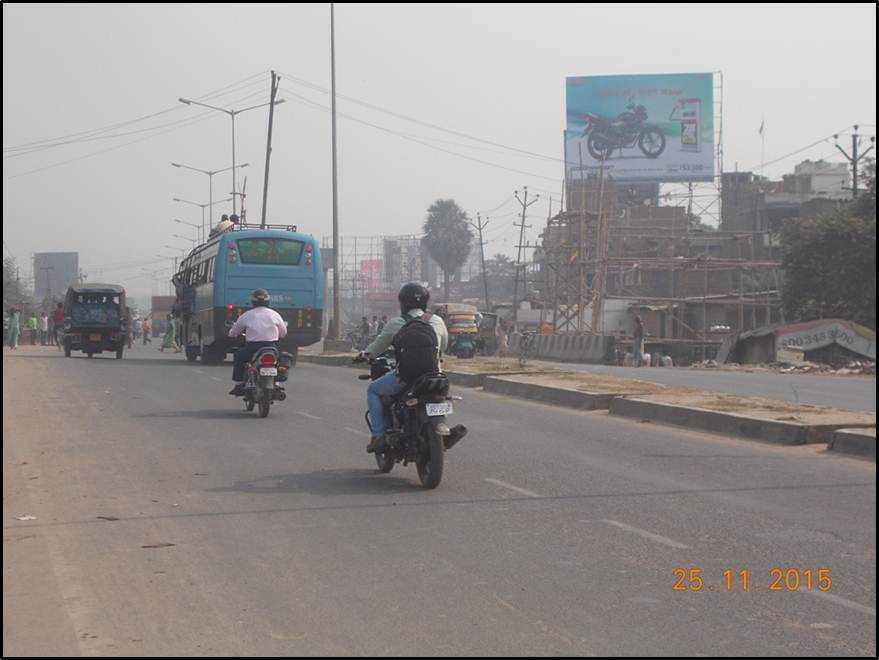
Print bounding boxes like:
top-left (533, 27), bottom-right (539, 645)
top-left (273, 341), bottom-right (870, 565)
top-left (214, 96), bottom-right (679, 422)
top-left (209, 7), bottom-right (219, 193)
top-left (172, 163), bottom-right (247, 232)
top-left (174, 197), bottom-right (233, 241)
top-left (178, 96), bottom-right (285, 216)
top-left (331, 2), bottom-right (341, 340)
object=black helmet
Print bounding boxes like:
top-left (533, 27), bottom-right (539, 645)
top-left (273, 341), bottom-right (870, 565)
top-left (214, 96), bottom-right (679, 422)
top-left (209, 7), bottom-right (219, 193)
top-left (250, 289), bottom-right (271, 307)
top-left (398, 282), bottom-right (429, 314)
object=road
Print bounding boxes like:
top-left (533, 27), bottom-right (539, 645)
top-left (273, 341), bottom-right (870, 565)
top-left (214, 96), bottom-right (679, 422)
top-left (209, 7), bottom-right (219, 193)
top-left (4, 343), bottom-right (876, 656)
top-left (521, 358), bottom-right (877, 413)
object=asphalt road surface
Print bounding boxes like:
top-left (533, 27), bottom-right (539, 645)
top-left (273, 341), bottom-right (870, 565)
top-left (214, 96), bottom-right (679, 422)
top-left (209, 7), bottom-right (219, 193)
top-left (4, 343), bottom-right (876, 656)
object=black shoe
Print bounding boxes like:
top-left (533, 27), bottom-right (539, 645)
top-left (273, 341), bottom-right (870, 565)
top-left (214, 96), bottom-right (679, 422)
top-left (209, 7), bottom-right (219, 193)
top-left (229, 383), bottom-right (246, 396)
top-left (366, 436), bottom-right (386, 454)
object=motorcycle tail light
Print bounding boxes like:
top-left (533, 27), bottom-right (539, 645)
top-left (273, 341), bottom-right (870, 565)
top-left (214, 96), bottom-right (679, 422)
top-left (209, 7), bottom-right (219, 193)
top-left (434, 395), bottom-right (446, 402)
top-left (261, 354), bottom-right (277, 368)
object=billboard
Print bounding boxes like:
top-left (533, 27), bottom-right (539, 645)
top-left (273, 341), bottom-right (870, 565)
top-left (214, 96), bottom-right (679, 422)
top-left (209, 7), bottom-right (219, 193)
top-left (566, 73), bottom-right (714, 183)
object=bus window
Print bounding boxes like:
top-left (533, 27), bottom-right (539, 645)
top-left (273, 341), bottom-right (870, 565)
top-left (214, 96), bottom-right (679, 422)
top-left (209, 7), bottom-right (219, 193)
top-left (236, 238), bottom-right (304, 266)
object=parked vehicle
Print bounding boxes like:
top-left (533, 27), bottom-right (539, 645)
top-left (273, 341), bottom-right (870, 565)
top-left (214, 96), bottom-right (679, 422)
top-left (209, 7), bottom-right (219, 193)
top-left (358, 357), bottom-right (467, 489)
top-left (62, 284), bottom-right (128, 359)
top-left (582, 102), bottom-right (666, 160)
top-left (237, 345), bottom-right (294, 418)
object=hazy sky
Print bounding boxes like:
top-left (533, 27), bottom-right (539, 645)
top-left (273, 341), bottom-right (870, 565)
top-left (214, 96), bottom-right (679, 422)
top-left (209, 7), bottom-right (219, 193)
top-left (3, 3), bottom-right (876, 302)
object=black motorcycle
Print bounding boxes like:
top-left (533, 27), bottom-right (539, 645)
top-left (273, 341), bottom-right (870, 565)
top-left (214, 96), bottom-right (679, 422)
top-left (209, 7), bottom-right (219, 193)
top-left (582, 102), bottom-right (666, 161)
top-left (357, 357), bottom-right (467, 489)
top-left (239, 346), bottom-right (293, 417)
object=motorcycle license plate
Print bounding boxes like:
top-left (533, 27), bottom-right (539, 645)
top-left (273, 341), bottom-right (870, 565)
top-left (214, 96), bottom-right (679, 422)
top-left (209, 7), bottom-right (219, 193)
top-left (90, 333), bottom-right (102, 341)
top-left (426, 402), bottom-right (453, 416)
top-left (259, 368), bottom-right (278, 376)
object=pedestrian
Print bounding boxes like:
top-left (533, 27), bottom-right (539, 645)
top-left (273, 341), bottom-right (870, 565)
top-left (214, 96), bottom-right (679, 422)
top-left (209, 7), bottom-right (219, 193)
top-left (496, 318), bottom-right (509, 358)
top-left (160, 314), bottom-right (177, 352)
top-left (28, 313), bottom-right (38, 345)
top-left (8, 308), bottom-right (21, 349)
top-left (52, 302), bottom-right (65, 349)
top-left (39, 312), bottom-right (49, 345)
top-left (633, 315), bottom-right (645, 368)
top-left (376, 315), bottom-right (387, 335)
top-left (143, 317), bottom-right (152, 344)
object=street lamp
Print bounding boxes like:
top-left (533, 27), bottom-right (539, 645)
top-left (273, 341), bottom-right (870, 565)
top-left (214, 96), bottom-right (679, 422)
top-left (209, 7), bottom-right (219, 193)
top-left (173, 197), bottom-right (233, 240)
top-left (173, 218), bottom-right (201, 243)
top-left (177, 97), bottom-right (285, 215)
top-left (172, 233), bottom-right (197, 249)
top-left (172, 162), bottom-right (248, 234)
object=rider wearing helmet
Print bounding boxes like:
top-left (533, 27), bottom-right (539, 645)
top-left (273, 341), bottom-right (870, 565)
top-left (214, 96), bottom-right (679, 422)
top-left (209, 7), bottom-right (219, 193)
top-left (227, 289), bottom-right (288, 396)
top-left (358, 282), bottom-right (448, 453)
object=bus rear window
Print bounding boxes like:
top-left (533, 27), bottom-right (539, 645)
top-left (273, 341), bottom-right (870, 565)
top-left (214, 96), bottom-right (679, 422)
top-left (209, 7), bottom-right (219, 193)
top-left (236, 238), bottom-right (304, 265)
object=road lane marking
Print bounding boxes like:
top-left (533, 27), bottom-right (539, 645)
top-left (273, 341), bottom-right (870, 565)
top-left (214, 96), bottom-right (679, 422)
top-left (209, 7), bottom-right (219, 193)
top-left (296, 411), bottom-right (322, 420)
top-left (343, 427), bottom-right (362, 435)
top-left (601, 519), bottom-right (689, 549)
top-left (210, 376), bottom-right (223, 382)
top-left (484, 478), bottom-right (542, 498)
top-left (808, 590), bottom-right (876, 617)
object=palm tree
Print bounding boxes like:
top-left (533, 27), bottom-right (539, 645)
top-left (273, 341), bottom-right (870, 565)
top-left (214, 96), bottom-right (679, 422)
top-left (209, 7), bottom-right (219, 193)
top-left (422, 199), bottom-right (473, 302)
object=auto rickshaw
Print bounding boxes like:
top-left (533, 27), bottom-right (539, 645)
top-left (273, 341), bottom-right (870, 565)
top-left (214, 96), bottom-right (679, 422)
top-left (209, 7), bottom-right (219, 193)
top-left (435, 303), bottom-right (479, 359)
top-left (62, 284), bottom-right (128, 359)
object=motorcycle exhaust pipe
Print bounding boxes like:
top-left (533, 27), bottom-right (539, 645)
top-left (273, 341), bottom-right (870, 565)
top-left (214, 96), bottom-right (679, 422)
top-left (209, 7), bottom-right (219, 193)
top-left (443, 425), bottom-right (468, 450)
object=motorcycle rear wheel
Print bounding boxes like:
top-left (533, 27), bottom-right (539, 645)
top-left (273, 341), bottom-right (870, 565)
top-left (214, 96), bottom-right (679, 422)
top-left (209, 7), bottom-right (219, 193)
top-left (587, 133), bottom-right (615, 161)
top-left (416, 424), bottom-right (444, 489)
top-left (258, 390), bottom-right (271, 418)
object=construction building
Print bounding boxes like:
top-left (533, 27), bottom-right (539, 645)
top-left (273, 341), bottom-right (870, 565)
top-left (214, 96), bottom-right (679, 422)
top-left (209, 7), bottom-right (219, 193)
top-left (535, 160), bottom-right (851, 364)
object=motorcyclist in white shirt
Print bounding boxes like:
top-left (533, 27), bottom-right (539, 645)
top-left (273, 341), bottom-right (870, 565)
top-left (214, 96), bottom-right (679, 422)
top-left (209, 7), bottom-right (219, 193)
top-left (228, 289), bottom-right (288, 396)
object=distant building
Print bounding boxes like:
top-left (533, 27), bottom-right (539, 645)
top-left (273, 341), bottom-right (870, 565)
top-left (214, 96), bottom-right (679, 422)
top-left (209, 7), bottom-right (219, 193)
top-left (33, 252), bottom-right (79, 300)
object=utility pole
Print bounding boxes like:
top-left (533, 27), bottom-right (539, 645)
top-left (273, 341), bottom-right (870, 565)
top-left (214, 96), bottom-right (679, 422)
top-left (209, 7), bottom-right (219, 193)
top-left (835, 125), bottom-right (875, 197)
top-left (330, 2), bottom-right (341, 339)
top-left (261, 71), bottom-right (280, 229)
top-left (512, 186), bottom-right (539, 329)
top-left (469, 213), bottom-right (490, 310)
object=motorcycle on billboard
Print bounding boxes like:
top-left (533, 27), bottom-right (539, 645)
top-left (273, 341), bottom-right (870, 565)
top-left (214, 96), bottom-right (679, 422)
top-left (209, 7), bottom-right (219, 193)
top-left (580, 102), bottom-right (667, 161)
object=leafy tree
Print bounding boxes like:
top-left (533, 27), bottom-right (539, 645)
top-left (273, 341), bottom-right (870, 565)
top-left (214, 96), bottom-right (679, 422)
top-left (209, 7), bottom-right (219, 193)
top-left (3, 258), bottom-right (26, 311)
top-left (485, 253), bottom-right (516, 277)
top-left (422, 200), bottom-right (473, 302)
top-left (781, 163), bottom-right (876, 328)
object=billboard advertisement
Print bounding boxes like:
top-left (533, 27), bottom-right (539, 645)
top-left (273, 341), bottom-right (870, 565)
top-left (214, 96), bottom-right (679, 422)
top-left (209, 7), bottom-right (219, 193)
top-left (565, 73), bottom-right (714, 183)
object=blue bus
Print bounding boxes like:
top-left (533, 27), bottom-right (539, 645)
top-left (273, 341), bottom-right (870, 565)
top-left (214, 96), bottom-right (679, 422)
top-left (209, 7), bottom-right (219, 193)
top-left (172, 223), bottom-right (323, 363)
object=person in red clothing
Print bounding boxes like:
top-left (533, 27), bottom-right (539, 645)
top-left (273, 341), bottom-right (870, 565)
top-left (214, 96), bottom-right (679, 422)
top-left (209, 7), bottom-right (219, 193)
top-left (51, 302), bottom-right (65, 349)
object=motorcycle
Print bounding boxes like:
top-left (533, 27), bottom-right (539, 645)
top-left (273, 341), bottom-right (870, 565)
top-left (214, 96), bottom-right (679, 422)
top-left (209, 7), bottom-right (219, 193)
top-left (357, 357), bottom-right (467, 489)
top-left (238, 346), bottom-right (294, 417)
top-left (582, 102), bottom-right (666, 161)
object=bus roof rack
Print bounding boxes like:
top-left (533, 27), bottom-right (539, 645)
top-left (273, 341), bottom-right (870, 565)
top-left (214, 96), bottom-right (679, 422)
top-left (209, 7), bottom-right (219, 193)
top-left (232, 223), bottom-right (298, 233)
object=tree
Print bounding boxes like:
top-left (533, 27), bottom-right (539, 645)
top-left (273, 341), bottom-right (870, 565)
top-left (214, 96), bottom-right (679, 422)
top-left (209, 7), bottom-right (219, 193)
top-left (781, 163), bottom-right (876, 328)
top-left (485, 253), bottom-right (516, 277)
top-left (3, 258), bottom-right (26, 311)
top-left (422, 199), bottom-right (473, 302)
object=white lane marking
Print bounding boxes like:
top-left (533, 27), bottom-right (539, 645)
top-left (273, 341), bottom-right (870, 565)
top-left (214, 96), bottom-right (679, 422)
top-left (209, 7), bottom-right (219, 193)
top-left (296, 411), bottom-right (322, 420)
top-left (484, 478), bottom-right (542, 498)
top-left (601, 519), bottom-right (690, 549)
top-left (195, 369), bottom-right (205, 374)
top-left (343, 427), bottom-right (362, 435)
top-left (808, 590), bottom-right (876, 617)
top-left (210, 376), bottom-right (223, 382)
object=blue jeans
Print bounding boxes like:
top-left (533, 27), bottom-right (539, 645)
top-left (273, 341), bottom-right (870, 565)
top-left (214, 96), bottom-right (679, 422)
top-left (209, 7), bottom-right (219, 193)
top-left (367, 371), bottom-right (404, 438)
